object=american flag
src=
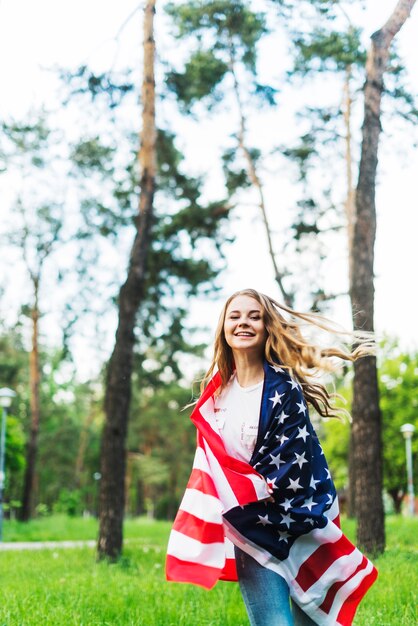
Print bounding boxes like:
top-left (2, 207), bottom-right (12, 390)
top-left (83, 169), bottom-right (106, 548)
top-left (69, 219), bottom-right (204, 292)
top-left (166, 362), bottom-right (377, 625)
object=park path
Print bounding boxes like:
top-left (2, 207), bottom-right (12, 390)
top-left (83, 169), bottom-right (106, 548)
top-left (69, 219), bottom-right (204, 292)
top-left (0, 539), bottom-right (96, 551)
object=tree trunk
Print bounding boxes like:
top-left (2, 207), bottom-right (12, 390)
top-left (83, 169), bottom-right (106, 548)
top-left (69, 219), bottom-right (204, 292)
top-left (19, 276), bottom-right (41, 521)
top-left (97, 0), bottom-right (157, 560)
top-left (349, 0), bottom-right (416, 554)
top-left (342, 65), bottom-right (356, 518)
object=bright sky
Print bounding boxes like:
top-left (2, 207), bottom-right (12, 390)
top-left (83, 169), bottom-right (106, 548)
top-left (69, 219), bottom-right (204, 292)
top-left (0, 0), bottom-right (417, 379)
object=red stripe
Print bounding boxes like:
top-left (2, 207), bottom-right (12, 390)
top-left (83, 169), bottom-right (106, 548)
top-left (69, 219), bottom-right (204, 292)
top-left (335, 564), bottom-right (378, 625)
top-left (194, 372), bottom-right (222, 410)
top-left (332, 512), bottom-right (341, 528)
top-left (172, 509), bottom-right (224, 544)
top-left (319, 555), bottom-right (368, 614)
top-left (220, 556), bottom-right (238, 582)
top-left (295, 534), bottom-right (356, 592)
top-left (187, 468), bottom-right (218, 499)
top-left (166, 554), bottom-right (221, 590)
top-left (223, 466), bottom-right (259, 504)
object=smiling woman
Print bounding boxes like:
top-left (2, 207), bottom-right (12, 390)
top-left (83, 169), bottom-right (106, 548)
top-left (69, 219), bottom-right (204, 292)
top-left (166, 288), bottom-right (378, 626)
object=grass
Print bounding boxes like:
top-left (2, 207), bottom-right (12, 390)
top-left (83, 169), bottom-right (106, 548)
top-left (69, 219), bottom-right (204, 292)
top-left (2, 514), bottom-right (160, 543)
top-left (0, 515), bottom-right (417, 625)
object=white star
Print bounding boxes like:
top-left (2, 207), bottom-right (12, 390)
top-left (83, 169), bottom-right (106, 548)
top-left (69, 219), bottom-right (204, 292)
top-left (325, 468), bottom-right (331, 479)
top-left (310, 476), bottom-right (320, 490)
top-left (301, 497), bottom-right (316, 511)
top-left (296, 401), bottom-right (307, 415)
top-left (296, 425), bottom-right (310, 442)
top-left (304, 517), bottom-right (315, 526)
top-left (267, 477), bottom-right (278, 490)
top-left (264, 431), bottom-right (270, 439)
top-left (287, 379), bottom-right (299, 390)
top-left (280, 497), bottom-right (294, 511)
top-left (257, 514), bottom-right (273, 526)
top-left (270, 364), bottom-right (284, 373)
top-left (326, 493), bottom-right (333, 505)
top-left (277, 411), bottom-right (290, 425)
top-left (318, 444), bottom-right (325, 456)
top-left (269, 391), bottom-right (285, 407)
top-left (280, 512), bottom-right (294, 528)
top-left (278, 530), bottom-right (291, 543)
top-left (293, 451), bottom-right (308, 469)
top-left (258, 445), bottom-right (268, 454)
top-left (269, 452), bottom-right (286, 470)
top-left (287, 477), bottom-right (303, 492)
top-left (276, 433), bottom-right (289, 445)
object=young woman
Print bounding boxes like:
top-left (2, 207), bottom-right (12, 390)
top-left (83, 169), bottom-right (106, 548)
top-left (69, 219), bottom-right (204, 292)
top-left (166, 289), bottom-right (377, 626)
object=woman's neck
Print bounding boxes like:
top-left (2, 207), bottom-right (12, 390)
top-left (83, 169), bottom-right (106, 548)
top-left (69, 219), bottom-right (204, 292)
top-left (233, 352), bottom-right (264, 388)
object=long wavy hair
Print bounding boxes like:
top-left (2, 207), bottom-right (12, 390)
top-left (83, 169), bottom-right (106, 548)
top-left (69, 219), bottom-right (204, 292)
top-left (201, 289), bottom-right (375, 419)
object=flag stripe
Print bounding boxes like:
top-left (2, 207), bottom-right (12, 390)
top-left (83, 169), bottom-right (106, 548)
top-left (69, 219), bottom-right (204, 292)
top-left (220, 557), bottom-right (238, 581)
top-left (319, 555), bottom-right (368, 614)
top-left (306, 551), bottom-right (363, 608)
top-left (166, 554), bottom-right (220, 589)
top-left (187, 468), bottom-right (218, 499)
top-left (171, 509), bottom-right (224, 544)
top-left (167, 530), bottom-right (225, 568)
top-left (179, 488), bottom-right (223, 524)
top-left (334, 560), bottom-right (377, 625)
top-left (286, 521), bottom-right (342, 580)
top-left (295, 535), bottom-right (356, 591)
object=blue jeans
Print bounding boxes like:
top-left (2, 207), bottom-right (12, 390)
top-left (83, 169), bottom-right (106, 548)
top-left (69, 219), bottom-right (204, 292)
top-left (235, 547), bottom-right (317, 626)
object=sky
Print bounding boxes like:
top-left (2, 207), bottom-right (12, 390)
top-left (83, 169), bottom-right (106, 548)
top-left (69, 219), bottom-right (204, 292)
top-left (0, 0), bottom-right (417, 379)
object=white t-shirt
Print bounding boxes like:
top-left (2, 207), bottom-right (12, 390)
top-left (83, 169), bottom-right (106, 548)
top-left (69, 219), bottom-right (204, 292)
top-left (213, 375), bottom-right (263, 462)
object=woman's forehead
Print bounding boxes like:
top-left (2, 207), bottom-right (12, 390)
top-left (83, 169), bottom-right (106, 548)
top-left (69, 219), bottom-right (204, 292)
top-left (226, 295), bottom-right (262, 313)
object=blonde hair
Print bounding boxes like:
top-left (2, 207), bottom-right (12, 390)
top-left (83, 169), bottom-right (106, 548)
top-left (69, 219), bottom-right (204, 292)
top-left (201, 289), bottom-right (375, 419)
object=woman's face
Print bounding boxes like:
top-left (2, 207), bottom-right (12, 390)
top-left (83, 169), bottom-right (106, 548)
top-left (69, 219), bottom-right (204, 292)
top-left (223, 295), bottom-right (267, 355)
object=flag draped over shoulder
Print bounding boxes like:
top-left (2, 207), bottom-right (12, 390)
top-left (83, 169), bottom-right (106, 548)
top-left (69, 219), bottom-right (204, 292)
top-left (166, 362), bottom-right (377, 626)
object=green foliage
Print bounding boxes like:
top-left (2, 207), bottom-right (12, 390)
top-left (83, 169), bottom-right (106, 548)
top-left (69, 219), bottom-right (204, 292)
top-left (59, 65), bottom-right (134, 108)
top-left (379, 344), bottom-right (418, 504)
top-left (166, 50), bottom-right (229, 109)
top-left (292, 27), bottom-right (366, 74)
top-left (166, 0), bottom-right (267, 72)
top-left (321, 344), bottom-right (418, 510)
top-left (4, 415), bottom-right (25, 473)
top-left (166, 0), bottom-right (269, 112)
top-left (53, 489), bottom-right (83, 517)
top-left (127, 381), bottom-right (196, 519)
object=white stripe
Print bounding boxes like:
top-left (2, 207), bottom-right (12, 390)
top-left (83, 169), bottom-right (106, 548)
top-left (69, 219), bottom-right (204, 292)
top-left (180, 488), bottom-right (223, 524)
top-left (285, 519), bottom-right (343, 579)
top-left (225, 537), bottom-right (235, 559)
top-left (203, 439), bottom-right (240, 511)
top-left (330, 559), bottom-right (375, 625)
top-left (325, 497), bottom-right (340, 522)
top-left (246, 472), bottom-right (272, 500)
top-left (167, 530), bottom-right (225, 568)
top-left (193, 446), bottom-right (212, 473)
top-left (295, 550), bottom-right (363, 608)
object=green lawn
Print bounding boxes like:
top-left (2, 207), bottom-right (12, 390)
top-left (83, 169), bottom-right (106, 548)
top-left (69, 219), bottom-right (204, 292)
top-left (0, 515), bottom-right (416, 625)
